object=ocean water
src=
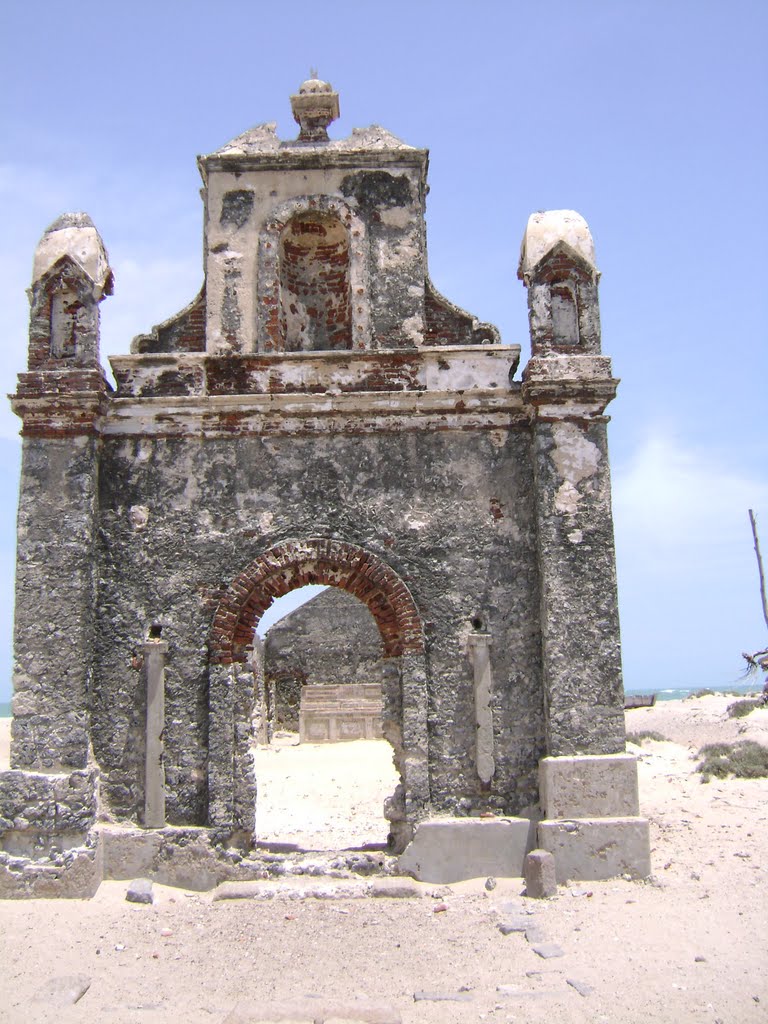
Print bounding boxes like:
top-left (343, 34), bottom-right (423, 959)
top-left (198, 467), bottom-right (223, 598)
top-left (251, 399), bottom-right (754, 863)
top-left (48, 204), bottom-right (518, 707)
top-left (0, 702), bottom-right (10, 717)
top-left (625, 682), bottom-right (760, 702)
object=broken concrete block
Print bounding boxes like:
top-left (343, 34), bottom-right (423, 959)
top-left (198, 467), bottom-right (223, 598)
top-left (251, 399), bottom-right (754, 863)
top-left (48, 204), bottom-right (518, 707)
top-left (369, 877), bottom-right (421, 898)
top-left (539, 754), bottom-right (640, 818)
top-left (398, 817), bottom-right (533, 883)
top-left (126, 877), bottom-right (153, 904)
top-left (524, 848), bottom-right (557, 898)
top-left (567, 977), bottom-right (594, 997)
top-left (538, 817), bottom-right (651, 882)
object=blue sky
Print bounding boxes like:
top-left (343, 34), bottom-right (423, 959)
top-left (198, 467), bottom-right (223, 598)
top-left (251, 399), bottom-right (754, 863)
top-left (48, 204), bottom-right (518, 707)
top-left (0, 0), bottom-right (766, 701)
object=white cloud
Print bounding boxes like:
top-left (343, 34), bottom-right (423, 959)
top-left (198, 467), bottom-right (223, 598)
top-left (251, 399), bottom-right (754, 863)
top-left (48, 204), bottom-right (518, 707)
top-left (613, 433), bottom-right (768, 690)
top-left (614, 433), bottom-right (768, 570)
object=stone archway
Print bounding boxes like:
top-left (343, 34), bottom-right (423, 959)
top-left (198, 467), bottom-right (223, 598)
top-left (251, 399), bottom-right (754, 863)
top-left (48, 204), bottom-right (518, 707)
top-left (207, 539), bottom-right (429, 850)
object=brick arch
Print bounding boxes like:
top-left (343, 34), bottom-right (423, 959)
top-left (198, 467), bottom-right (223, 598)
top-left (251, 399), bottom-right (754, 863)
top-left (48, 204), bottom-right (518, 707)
top-left (210, 539), bottom-right (424, 664)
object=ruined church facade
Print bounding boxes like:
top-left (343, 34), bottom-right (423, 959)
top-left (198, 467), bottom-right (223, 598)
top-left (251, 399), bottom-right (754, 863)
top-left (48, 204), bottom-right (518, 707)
top-left (0, 79), bottom-right (649, 895)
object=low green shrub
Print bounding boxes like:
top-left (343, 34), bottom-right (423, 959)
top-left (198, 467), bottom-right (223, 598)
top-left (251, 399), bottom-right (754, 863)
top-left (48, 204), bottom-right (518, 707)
top-left (696, 740), bottom-right (768, 779)
top-left (626, 730), bottom-right (667, 745)
top-left (728, 699), bottom-right (760, 719)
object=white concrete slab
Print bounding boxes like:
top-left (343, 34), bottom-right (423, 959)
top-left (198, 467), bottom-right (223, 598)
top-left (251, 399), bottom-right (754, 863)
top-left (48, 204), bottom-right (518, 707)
top-left (398, 817), bottom-right (536, 883)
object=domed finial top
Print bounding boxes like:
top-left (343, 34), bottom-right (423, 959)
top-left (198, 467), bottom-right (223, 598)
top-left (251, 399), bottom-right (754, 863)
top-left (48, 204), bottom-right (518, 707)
top-left (32, 211), bottom-right (113, 294)
top-left (290, 71), bottom-right (339, 142)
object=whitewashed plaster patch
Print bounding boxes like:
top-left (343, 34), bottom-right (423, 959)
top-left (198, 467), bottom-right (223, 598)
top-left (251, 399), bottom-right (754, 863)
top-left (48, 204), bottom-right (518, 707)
top-left (128, 505), bottom-right (149, 530)
top-left (551, 423), bottom-right (601, 513)
top-left (555, 480), bottom-right (581, 515)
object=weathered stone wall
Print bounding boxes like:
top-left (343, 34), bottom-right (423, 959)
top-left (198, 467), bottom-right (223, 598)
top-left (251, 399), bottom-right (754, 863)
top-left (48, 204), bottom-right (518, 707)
top-left (529, 418), bottom-right (625, 756)
top-left (89, 424), bottom-right (544, 824)
top-left (264, 588), bottom-right (388, 729)
top-left (11, 436), bottom-right (101, 772)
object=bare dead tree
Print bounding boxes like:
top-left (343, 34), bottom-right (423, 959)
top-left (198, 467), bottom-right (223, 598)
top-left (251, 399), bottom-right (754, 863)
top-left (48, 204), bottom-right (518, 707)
top-left (743, 510), bottom-right (768, 698)
top-left (749, 509), bottom-right (768, 632)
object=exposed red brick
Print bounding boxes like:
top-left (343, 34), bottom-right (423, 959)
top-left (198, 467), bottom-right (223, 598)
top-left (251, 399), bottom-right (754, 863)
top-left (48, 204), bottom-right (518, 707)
top-left (210, 539), bottom-right (424, 664)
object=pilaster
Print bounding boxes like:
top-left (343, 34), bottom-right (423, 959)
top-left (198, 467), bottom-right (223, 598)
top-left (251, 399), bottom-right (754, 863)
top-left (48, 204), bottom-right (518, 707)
top-left (9, 214), bottom-right (111, 771)
top-left (519, 211), bottom-right (625, 756)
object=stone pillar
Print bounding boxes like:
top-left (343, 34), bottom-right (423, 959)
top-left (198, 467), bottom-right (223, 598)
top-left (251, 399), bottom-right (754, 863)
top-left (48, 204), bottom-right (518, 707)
top-left (399, 653), bottom-right (430, 819)
top-left (528, 417), bottom-right (626, 754)
top-left (143, 640), bottom-right (168, 828)
top-left (467, 634), bottom-right (495, 784)
top-left (519, 210), bottom-right (624, 756)
top-left (251, 639), bottom-right (270, 745)
top-left (9, 214), bottom-right (112, 772)
top-left (207, 661), bottom-right (256, 836)
top-left (519, 210), bottom-right (650, 881)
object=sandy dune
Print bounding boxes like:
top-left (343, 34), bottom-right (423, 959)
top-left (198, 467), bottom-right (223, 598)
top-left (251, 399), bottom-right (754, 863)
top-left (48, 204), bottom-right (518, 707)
top-left (0, 696), bottom-right (766, 1023)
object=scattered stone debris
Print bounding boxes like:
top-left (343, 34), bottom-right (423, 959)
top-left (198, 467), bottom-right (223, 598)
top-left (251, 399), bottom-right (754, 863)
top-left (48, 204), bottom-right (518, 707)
top-left (125, 877), bottom-right (153, 904)
top-left (413, 991), bottom-right (473, 1002)
top-left (32, 975), bottom-right (91, 1006)
top-left (532, 943), bottom-right (565, 959)
top-left (567, 977), bottom-right (594, 997)
top-left (498, 917), bottom-right (530, 935)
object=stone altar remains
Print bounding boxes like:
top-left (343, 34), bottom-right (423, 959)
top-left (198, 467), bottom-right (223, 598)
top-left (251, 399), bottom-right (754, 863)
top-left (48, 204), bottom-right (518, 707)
top-left (264, 587), bottom-right (388, 731)
top-left (0, 76), bottom-right (650, 896)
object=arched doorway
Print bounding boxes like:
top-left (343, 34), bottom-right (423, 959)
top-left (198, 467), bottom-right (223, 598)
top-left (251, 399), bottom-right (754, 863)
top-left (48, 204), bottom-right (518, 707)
top-left (207, 539), bottom-right (428, 851)
top-left (255, 585), bottom-right (402, 851)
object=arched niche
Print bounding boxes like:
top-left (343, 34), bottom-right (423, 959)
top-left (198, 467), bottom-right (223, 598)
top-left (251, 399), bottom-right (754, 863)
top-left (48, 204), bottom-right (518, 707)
top-left (257, 196), bottom-right (371, 352)
top-left (279, 212), bottom-right (352, 351)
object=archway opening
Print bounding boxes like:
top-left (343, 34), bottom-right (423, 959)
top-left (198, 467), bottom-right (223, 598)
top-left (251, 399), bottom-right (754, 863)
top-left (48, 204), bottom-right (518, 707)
top-left (253, 584), bottom-right (401, 851)
top-left (208, 540), bottom-right (425, 849)
top-left (279, 211), bottom-right (352, 351)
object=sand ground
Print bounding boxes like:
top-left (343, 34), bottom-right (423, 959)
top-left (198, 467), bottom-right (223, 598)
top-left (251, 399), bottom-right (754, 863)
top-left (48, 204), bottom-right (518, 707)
top-left (0, 695), bottom-right (767, 1023)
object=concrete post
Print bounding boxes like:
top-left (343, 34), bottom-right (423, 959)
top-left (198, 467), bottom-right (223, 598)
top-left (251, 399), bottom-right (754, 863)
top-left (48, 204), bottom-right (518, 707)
top-left (143, 640), bottom-right (168, 828)
top-left (467, 634), bottom-right (495, 784)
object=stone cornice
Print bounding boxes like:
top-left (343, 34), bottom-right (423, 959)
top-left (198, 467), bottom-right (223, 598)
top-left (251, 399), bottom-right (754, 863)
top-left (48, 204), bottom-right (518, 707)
top-left (521, 377), bottom-right (619, 420)
top-left (10, 369), bottom-right (112, 437)
top-left (101, 387), bottom-right (528, 438)
top-left (198, 147), bottom-right (428, 182)
top-left (110, 346), bottom-right (520, 400)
